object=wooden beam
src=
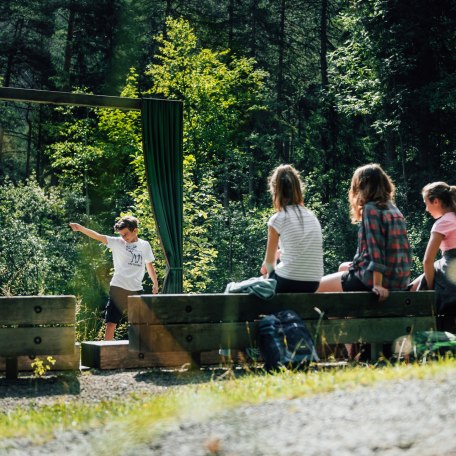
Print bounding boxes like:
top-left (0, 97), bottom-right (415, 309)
top-left (129, 317), bottom-right (435, 353)
top-left (5, 358), bottom-right (18, 380)
top-left (0, 343), bottom-right (81, 372)
top-left (0, 295), bottom-right (76, 325)
top-left (0, 86), bottom-right (141, 110)
top-left (129, 291), bottom-right (436, 324)
top-left (0, 327), bottom-right (75, 357)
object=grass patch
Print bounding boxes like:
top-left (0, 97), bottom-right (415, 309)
top-left (1, 358), bottom-right (455, 453)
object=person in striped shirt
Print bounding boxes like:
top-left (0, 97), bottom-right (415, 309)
top-left (317, 163), bottom-right (411, 301)
top-left (261, 164), bottom-right (324, 293)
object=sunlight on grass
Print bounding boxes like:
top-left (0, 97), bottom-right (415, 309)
top-left (1, 358), bottom-right (455, 453)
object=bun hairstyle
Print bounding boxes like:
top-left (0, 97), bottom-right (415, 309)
top-left (348, 163), bottom-right (395, 223)
top-left (422, 181), bottom-right (456, 212)
top-left (268, 164), bottom-right (304, 211)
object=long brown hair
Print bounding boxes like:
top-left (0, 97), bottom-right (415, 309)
top-left (268, 164), bottom-right (304, 211)
top-left (422, 181), bottom-right (456, 212)
top-left (349, 163), bottom-right (395, 223)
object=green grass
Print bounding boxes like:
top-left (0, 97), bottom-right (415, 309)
top-left (1, 358), bottom-right (455, 454)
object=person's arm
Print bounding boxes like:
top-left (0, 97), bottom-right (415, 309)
top-left (146, 262), bottom-right (159, 294)
top-left (363, 207), bottom-right (387, 272)
top-left (362, 207), bottom-right (389, 301)
top-left (423, 232), bottom-right (443, 289)
top-left (69, 223), bottom-right (108, 245)
top-left (372, 270), bottom-right (388, 301)
top-left (261, 226), bottom-right (280, 275)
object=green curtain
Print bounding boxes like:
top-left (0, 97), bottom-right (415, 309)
top-left (141, 98), bottom-right (184, 293)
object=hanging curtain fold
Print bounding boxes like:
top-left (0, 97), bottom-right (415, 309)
top-left (141, 97), bottom-right (184, 293)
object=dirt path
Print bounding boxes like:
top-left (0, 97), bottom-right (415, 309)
top-left (1, 368), bottom-right (455, 455)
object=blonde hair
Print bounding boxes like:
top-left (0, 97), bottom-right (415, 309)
top-left (268, 164), bottom-right (304, 211)
top-left (349, 163), bottom-right (395, 223)
top-left (422, 181), bottom-right (456, 212)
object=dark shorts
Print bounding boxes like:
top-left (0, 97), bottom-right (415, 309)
top-left (269, 271), bottom-right (320, 293)
top-left (105, 286), bottom-right (142, 324)
top-left (341, 269), bottom-right (370, 292)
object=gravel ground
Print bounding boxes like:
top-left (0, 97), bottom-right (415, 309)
top-left (1, 367), bottom-right (455, 456)
top-left (0, 367), bottom-right (220, 412)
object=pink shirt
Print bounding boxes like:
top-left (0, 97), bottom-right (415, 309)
top-left (432, 212), bottom-right (456, 252)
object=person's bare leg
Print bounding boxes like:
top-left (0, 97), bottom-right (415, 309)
top-left (105, 322), bottom-right (116, 341)
top-left (316, 271), bottom-right (344, 292)
top-left (338, 262), bottom-right (351, 272)
top-left (317, 271), bottom-right (348, 357)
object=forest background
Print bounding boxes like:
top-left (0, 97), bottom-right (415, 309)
top-left (1, 0), bottom-right (455, 340)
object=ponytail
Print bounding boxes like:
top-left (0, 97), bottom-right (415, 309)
top-left (269, 164), bottom-right (305, 211)
top-left (450, 186), bottom-right (456, 212)
top-left (422, 181), bottom-right (456, 212)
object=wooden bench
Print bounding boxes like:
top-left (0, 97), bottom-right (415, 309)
top-left (0, 296), bottom-right (78, 379)
top-left (128, 291), bottom-right (436, 366)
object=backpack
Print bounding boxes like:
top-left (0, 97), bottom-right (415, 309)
top-left (393, 331), bottom-right (456, 358)
top-left (257, 309), bottom-right (319, 371)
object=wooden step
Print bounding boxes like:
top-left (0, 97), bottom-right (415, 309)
top-left (81, 340), bottom-right (231, 369)
top-left (0, 343), bottom-right (80, 372)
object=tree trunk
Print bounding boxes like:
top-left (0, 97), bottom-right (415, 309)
top-left (0, 125), bottom-right (4, 177)
top-left (320, 0), bottom-right (328, 89)
top-left (25, 107), bottom-right (33, 178)
top-left (320, 0), bottom-right (338, 196)
top-left (63, 1), bottom-right (76, 90)
top-left (228, 0), bottom-right (234, 51)
top-left (277, 0), bottom-right (286, 106)
top-left (163, 0), bottom-right (173, 38)
top-left (250, 0), bottom-right (258, 58)
top-left (36, 106), bottom-right (43, 185)
top-left (4, 18), bottom-right (24, 87)
top-left (275, 0), bottom-right (286, 160)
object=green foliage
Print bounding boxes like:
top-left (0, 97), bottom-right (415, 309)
top-left (2, 1), bottom-right (455, 342)
top-left (145, 17), bottom-right (267, 183)
top-left (329, 8), bottom-right (383, 118)
top-left (31, 356), bottom-right (56, 378)
top-left (208, 203), bottom-right (270, 291)
top-left (181, 155), bottom-right (222, 293)
top-left (0, 178), bottom-right (75, 296)
top-left (105, 20), bottom-right (270, 293)
top-left (70, 217), bottom-right (113, 341)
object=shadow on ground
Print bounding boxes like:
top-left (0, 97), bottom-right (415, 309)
top-left (133, 365), bottom-right (256, 386)
top-left (0, 373), bottom-right (80, 399)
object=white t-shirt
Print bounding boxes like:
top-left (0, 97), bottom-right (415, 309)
top-left (268, 205), bottom-right (324, 282)
top-left (106, 236), bottom-right (155, 291)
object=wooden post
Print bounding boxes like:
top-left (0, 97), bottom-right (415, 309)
top-left (189, 352), bottom-right (202, 370)
top-left (370, 343), bottom-right (380, 362)
top-left (5, 357), bottom-right (18, 380)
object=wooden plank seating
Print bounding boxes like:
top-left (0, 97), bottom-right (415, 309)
top-left (0, 296), bottom-right (77, 379)
top-left (128, 291), bottom-right (437, 366)
top-left (80, 340), bottom-right (221, 369)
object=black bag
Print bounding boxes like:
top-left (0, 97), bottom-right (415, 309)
top-left (257, 309), bottom-right (319, 371)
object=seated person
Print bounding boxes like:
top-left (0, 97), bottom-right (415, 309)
top-left (261, 164), bottom-right (324, 293)
top-left (317, 163), bottom-right (411, 300)
top-left (409, 181), bottom-right (456, 333)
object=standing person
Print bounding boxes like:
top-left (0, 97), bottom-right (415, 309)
top-left (409, 182), bottom-right (456, 333)
top-left (69, 216), bottom-right (159, 340)
top-left (317, 163), bottom-right (411, 300)
top-left (261, 164), bottom-right (324, 293)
